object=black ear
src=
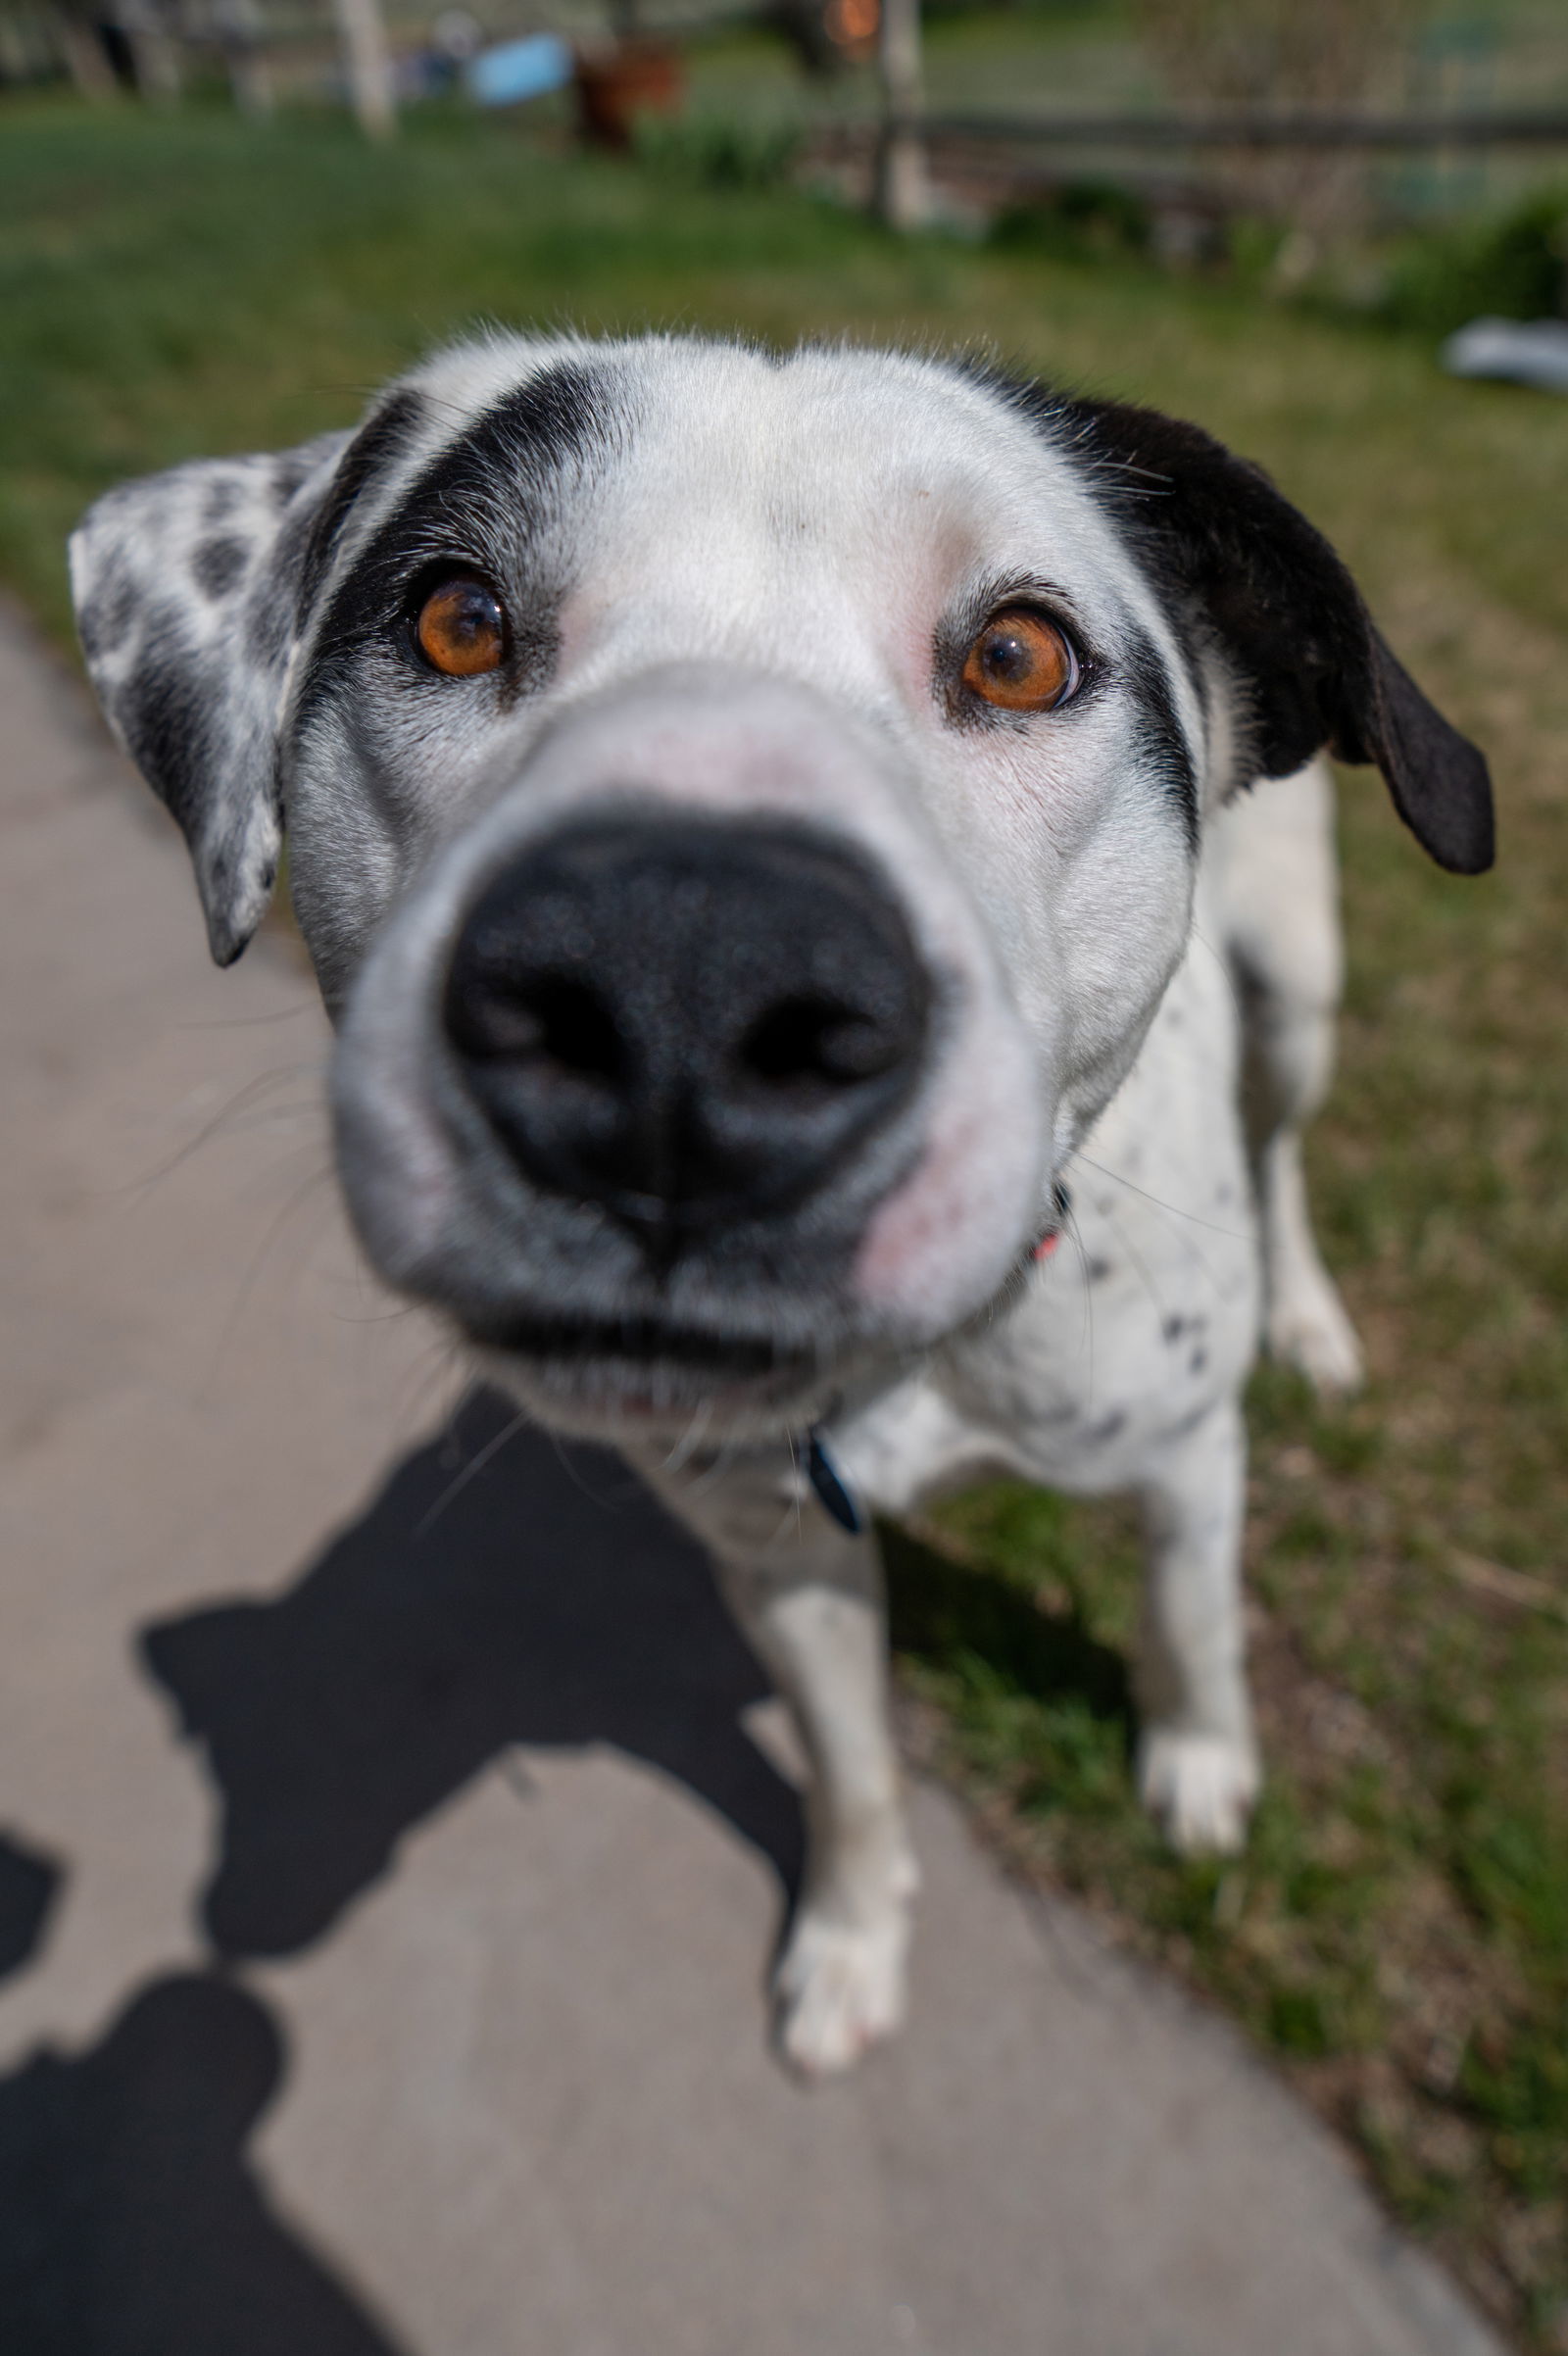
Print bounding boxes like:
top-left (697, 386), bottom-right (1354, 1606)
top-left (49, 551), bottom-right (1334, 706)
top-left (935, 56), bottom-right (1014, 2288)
top-left (1058, 397), bottom-right (1494, 874)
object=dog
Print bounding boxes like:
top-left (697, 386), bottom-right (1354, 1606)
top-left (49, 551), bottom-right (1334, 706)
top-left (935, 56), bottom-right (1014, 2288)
top-left (70, 333), bottom-right (1493, 2076)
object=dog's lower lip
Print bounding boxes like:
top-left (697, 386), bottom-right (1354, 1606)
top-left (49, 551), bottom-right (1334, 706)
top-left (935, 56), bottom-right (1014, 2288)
top-left (469, 1310), bottom-right (795, 1380)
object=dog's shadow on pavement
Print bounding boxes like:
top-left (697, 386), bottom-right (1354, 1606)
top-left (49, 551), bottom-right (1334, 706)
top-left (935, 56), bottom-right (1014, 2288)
top-left (140, 1391), bottom-right (806, 1962)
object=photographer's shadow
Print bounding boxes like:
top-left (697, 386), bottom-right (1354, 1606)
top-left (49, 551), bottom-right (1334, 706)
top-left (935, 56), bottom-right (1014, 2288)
top-left (141, 1393), bottom-right (805, 1961)
top-left (0, 1972), bottom-right (410, 2355)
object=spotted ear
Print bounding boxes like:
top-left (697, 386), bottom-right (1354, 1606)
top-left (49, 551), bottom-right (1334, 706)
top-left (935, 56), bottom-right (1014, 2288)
top-left (69, 432), bottom-right (352, 965)
top-left (1059, 396), bottom-right (1495, 874)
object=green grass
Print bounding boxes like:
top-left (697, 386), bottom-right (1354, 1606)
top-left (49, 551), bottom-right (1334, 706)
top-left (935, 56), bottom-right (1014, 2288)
top-left (3, 92), bottom-right (1565, 2348)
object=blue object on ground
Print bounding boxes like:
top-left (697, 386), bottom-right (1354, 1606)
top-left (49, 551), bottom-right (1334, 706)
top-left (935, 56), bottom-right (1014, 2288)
top-left (466, 32), bottom-right (572, 109)
top-left (1442, 317), bottom-right (1568, 395)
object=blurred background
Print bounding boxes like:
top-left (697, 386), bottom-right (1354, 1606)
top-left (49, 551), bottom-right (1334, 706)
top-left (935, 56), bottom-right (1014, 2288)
top-left (1, 2), bottom-right (1565, 2347)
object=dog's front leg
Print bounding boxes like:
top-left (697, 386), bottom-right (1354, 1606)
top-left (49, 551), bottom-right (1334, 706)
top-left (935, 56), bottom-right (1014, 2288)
top-left (1133, 1398), bottom-right (1260, 1855)
top-left (636, 1449), bottom-right (918, 2076)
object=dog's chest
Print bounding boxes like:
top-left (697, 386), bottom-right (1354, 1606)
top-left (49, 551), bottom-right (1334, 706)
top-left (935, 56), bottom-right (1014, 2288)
top-left (839, 936), bottom-right (1259, 1509)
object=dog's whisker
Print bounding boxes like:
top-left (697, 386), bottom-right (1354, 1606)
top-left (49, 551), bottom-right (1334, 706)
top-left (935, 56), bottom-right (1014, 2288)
top-left (662, 1398), bottom-right (712, 1477)
top-left (113, 1061), bottom-right (330, 1200)
top-left (1058, 1203), bottom-right (1098, 1384)
top-left (414, 1404), bottom-right (532, 1539)
top-left (1070, 1152), bottom-right (1250, 1245)
top-left (208, 1157), bottom-right (339, 1385)
top-left (175, 999), bottom-right (318, 1032)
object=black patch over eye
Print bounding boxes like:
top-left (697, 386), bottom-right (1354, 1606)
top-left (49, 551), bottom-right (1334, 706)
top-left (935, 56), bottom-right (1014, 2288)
top-left (414, 575), bottom-right (507, 677)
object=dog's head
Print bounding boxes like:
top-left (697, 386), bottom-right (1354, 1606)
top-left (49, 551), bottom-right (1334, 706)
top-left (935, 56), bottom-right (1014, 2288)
top-left (71, 335), bottom-right (1491, 1438)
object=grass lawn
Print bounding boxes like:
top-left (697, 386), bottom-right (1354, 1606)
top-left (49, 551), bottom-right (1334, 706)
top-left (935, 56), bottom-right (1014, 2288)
top-left (3, 90), bottom-right (1565, 2347)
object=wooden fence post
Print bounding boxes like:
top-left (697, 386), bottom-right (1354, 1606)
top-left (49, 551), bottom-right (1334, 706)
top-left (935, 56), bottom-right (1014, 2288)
top-left (119, 0), bottom-right (183, 99)
top-left (213, 0), bottom-right (274, 117)
top-left (875, 0), bottom-right (929, 228)
top-left (332, 0), bottom-right (396, 138)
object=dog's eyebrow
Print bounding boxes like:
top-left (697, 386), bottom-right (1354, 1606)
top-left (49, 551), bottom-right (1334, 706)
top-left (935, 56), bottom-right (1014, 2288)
top-left (297, 386), bottom-right (430, 626)
top-left (300, 359), bottom-right (617, 681)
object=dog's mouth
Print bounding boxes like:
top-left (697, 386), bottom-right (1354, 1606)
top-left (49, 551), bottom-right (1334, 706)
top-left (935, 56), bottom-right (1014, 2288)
top-left (468, 1307), bottom-right (802, 1383)
top-left (457, 1300), bottom-right (841, 1435)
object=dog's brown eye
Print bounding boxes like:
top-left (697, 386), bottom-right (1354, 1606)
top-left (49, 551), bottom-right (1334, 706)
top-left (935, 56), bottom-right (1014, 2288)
top-left (416, 577), bottom-right (506, 677)
top-left (962, 609), bottom-right (1077, 712)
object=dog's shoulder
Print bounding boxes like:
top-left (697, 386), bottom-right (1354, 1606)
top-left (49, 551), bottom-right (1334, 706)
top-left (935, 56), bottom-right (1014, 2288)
top-left (906, 940), bottom-right (1256, 1496)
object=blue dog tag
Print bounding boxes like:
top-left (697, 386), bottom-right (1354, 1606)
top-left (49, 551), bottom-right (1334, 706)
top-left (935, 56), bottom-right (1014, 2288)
top-left (808, 1427), bottom-right (862, 1535)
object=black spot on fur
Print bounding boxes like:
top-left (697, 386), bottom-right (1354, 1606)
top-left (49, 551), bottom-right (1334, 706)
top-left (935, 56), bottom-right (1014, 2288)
top-left (79, 566), bottom-right (139, 662)
top-left (203, 478), bottom-right (244, 527)
top-left (1081, 1409), bottom-right (1126, 1448)
top-left (1189, 1348), bottom-right (1208, 1375)
top-left (1163, 1314), bottom-right (1187, 1343)
top-left (114, 614), bottom-right (220, 843)
top-left (296, 386), bottom-right (428, 625)
top-left (297, 360), bottom-right (617, 724)
top-left (1114, 620), bottom-right (1198, 849)
top-left (193, 537), bottom-right (249, 601)
top-left (1086, 1256), bottom-right (1113, 1284)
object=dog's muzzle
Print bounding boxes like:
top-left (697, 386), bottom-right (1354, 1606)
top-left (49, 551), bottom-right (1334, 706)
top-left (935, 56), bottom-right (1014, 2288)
top-left (441, 813), bottom-right (932, 1259)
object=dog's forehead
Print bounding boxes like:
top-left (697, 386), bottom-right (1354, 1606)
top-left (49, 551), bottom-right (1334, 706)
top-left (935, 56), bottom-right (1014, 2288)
top-left (379, 337), bottom-right (1151, 624)
top-left (623, 348), bottom-right (1133, 609)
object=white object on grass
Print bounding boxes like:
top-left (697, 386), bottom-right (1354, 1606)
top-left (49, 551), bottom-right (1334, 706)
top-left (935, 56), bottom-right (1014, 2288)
top-left (1442, 316), bottom-right (1568, 394)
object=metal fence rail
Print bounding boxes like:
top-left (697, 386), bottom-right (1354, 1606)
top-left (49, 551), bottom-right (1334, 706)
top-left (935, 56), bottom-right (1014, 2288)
top-left (910, 110), bottom-right (1568, 153)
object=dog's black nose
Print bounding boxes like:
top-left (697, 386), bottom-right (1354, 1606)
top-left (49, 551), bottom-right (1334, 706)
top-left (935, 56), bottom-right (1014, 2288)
top-left (443, 815), bottom-right (931, 1245)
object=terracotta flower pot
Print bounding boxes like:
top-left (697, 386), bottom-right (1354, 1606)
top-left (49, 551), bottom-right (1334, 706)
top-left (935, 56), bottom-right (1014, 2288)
top-left (574, 42), bottom-right (682, 149)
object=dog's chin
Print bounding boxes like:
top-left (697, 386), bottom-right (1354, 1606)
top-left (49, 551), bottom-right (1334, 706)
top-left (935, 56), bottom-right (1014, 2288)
top-left (459, 1312), bottom-right (837, 1447)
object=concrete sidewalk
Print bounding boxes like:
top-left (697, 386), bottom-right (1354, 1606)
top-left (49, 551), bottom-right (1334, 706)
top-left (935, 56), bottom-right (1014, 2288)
top-left (0, 604), bottom-right (1504, 2356)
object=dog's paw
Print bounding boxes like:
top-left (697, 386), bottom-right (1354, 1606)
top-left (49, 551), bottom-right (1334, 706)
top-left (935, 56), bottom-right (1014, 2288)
top-left (774, 1892), bottom-right (913, 2079)
top-left (1138, 1727), bottom-right (1259, 1855)
top-left (1266, 1266), bottom-right (1364, 1398)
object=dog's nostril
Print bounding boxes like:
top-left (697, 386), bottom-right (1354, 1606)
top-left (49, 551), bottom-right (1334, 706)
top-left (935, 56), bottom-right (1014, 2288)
top-left (740, 997), bottom-right (901, 1088)
top-left (525, 977), bottom-right (623, 1078)
top-left (448, 970), bottom-right (624, 1079)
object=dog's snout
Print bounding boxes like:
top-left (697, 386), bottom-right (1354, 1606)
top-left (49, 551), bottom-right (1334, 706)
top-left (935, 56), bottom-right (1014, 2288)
top-left (443, 815), bottom-right (931, 1243)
